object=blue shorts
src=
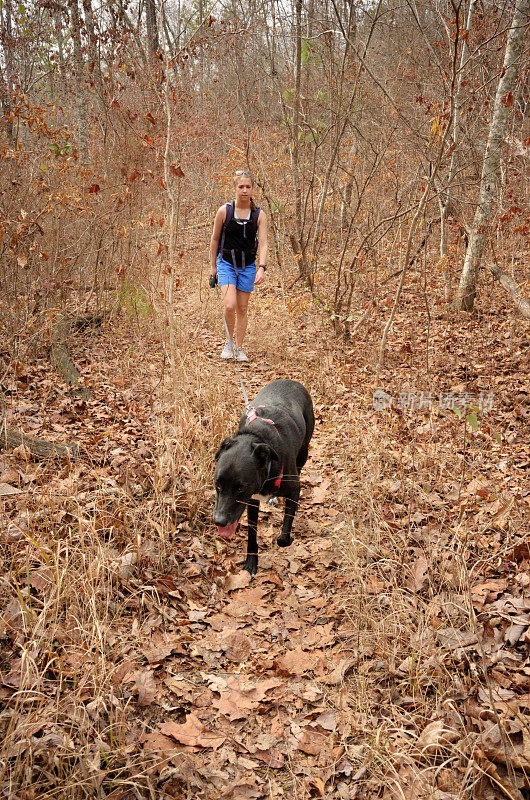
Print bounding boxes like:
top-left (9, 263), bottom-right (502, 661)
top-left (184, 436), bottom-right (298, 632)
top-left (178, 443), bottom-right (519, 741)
top-left (217, 256), bottom-right (256, 293)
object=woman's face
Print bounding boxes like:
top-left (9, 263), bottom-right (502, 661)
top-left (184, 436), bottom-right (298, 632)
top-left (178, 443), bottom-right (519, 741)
top-left (235, 176), bottom-right (253, 204)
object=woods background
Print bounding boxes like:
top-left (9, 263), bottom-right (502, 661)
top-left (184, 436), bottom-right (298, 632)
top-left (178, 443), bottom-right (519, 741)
top-left (0, 2), bottom-right (529, 800)
top-left (1, 0), bottom-right (529, 337)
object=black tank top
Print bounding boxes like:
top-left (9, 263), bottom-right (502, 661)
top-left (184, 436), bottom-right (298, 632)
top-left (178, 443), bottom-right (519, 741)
top-left (220, 203), bottom-right (260, 269)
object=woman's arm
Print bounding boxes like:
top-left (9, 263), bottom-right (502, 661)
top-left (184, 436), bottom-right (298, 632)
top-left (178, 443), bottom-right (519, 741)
top-left (255, 210), bottom-right (268, 285)
top-left (210, 206), bottom-right (226, 275)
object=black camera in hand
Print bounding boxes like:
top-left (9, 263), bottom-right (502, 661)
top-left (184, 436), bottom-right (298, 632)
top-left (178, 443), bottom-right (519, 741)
top-left (209, 274), bottom-right (218, 289)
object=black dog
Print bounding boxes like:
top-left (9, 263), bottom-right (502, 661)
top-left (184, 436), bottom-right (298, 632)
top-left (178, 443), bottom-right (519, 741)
top-left (213, 379), bottom-right (315, 575)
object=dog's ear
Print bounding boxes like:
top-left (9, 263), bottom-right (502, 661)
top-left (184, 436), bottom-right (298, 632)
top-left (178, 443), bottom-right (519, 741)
top-left (215, 436), bottom-right (236, 461)
top-left (252, 442), bottom-right (279, 467)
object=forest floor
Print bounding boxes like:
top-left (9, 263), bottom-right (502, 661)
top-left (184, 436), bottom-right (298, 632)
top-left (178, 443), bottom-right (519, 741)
top-left (0, 256), bottom-right (529, 800)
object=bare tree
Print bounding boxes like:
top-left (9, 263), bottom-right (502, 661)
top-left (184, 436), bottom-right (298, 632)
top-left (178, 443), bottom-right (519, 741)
top-left (437, 0), bottom-right (477, 300)
top-left (146, 0), bottom-right (160, 64)
top-left (68, 0), bottom-right (89, 161)
top-left (0, 0), bottom-right (15, 145)
top-left (82, 0), bottom-right (106, 114)
top-left (455, 0), bottom-right (530, 311)
top-left (291, 0), bottom-right (305, 278)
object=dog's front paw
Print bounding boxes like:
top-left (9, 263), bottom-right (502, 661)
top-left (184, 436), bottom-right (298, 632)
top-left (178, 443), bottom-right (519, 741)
top-left (242, 553), bottom-right (258, 576)
top-left (277, 533), bottom-right (293, 547)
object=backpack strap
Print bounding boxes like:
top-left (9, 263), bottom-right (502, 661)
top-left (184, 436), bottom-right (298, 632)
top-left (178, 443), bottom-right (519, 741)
top-left (249, 206), bottom-right (260, 261)
top-left (218, 202), bottom-right (234, 257)
top-left (218, 203), bottom-right (260, 272)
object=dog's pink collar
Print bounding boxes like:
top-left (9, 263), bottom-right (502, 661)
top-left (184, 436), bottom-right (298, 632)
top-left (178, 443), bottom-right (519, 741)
top-left (246, 407), bottom-right (283, 489)
top-left (245, 406), bottom-right (279, 435)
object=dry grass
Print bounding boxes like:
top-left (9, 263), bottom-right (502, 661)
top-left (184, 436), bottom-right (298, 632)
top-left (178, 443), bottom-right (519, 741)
top-left (1, 258), bottom-right (528, 799)
top-left (329, 401), bottom-right (527, 798)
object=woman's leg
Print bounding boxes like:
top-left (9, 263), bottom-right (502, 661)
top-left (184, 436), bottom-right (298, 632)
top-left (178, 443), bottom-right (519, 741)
top-left (220, 283), bottom-right (237, 341)
top-left (235, 290), bottom-right (251, 348)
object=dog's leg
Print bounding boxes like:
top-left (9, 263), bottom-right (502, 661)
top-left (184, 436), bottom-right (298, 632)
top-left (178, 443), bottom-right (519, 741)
top-left (277, 484), bottom-right (299, 548)
top-left (296, 445), bottom-right (309, 472)
top-left (242, 499), bottom-right (259, 576)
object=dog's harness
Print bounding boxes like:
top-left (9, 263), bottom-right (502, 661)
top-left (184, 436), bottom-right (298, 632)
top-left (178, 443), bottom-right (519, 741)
top-left (245, 407), bottom-right (283, 489)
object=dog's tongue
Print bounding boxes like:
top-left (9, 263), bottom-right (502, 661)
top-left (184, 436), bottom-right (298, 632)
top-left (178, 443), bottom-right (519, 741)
top-left (217, 521), bottom-right (238, 539)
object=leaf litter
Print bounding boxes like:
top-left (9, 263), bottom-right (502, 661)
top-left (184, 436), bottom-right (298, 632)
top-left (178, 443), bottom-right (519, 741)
top-left (0, 262), bottom-right (528, 799)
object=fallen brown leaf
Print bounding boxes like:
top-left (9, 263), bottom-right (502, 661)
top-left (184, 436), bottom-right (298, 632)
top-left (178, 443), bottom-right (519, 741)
top-left (414, 719), bottom-right (459, 758)
top-left (224, 571), bottom-right (252, 591)
top-left (0, 482), bottom-right (24, 496)
top-left (274, 647), bottom-right (320, 676)
top-left (406, 549), bottom-right (428, 592)
top-left (296, 726), bottom-right (329, 755)
top-left (159, 713), bottom-right (225, 750)
top-left (310, 476), bottom-right (331, 504)
top-left (475, 749), bottom-right (526, 800)
top-left (322, 657), bottom-right (356, 685)
top-left (134, 670), bottom-right (157, 706)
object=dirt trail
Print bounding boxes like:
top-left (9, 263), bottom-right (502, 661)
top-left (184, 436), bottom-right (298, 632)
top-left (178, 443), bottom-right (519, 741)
top-left (1, 260), bottom-right (364, 800)
top-left (137, 274), bottom-right (361, 796)
top-left (4, 264), bottom-right (527, 798)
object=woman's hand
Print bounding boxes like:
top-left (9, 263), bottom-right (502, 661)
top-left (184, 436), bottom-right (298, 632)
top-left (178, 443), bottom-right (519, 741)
top-left (255, 266), bottom-right (266, 286)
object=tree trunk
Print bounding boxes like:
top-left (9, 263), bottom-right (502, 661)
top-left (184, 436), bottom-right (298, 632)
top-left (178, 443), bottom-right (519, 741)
top-left (160, 2), bottom-right (180, 380)
top-left (311, 0), bottom-right (380, 277)
top-left (49, 314), bottom-right (103, 399)
top-left (120, 8), bottom-right (148, 70)
top-left (82, 0), bottom-right (106, 114)
top-left (54, 10), bottom-right (66, 77)
top-left (291, 0), bottom-right (307, 279)
top-left (439, 0), bottom-right (476, 300)
top-left (0, 427), bottom-right (79, 460)
top-left (488, 261), bottom-right (530, 319)
top-left (68, 0), bottom-right (89, 161)
top-left (146, 0), bottom-right (159, 64)
top-left (455, 0), bottom-right (529, 312)
top-left (0, 0), bottom-right (15, 146)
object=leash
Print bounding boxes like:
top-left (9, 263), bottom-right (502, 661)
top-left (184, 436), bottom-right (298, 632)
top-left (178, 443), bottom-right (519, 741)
top-left (210, 276), bottom-right (250, 410)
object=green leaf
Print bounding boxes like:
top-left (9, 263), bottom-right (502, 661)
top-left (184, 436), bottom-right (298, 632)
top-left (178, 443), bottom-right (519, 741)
top-left (453, 406), bottom-right (463, 419)
top-left (301, 39), bottom-right (311, 66)
top-left (282, 88), bottom-right (294, 102)
top-left (466, 412), bottom-right (478, 431)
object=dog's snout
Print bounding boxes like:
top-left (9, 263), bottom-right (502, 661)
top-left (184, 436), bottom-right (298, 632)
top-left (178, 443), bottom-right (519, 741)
top-left (213, 495), bottom-right (237, 527)
top-left (213, 500), bottom-right (226, 527)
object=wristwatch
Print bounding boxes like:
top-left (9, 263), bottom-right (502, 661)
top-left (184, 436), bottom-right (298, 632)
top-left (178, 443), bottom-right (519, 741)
top-left (259, 265), bottom-right (267, 271)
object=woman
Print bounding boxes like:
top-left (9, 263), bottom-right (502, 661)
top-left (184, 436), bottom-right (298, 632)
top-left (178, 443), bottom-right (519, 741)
top-left (210, 170), bottom-right (268, 362)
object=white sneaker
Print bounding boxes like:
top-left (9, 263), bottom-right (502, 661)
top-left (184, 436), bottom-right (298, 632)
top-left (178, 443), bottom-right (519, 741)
top-left (220, 341), bottom-right (234, 359)
top-left (235, 347), bottom-right (249, 362)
